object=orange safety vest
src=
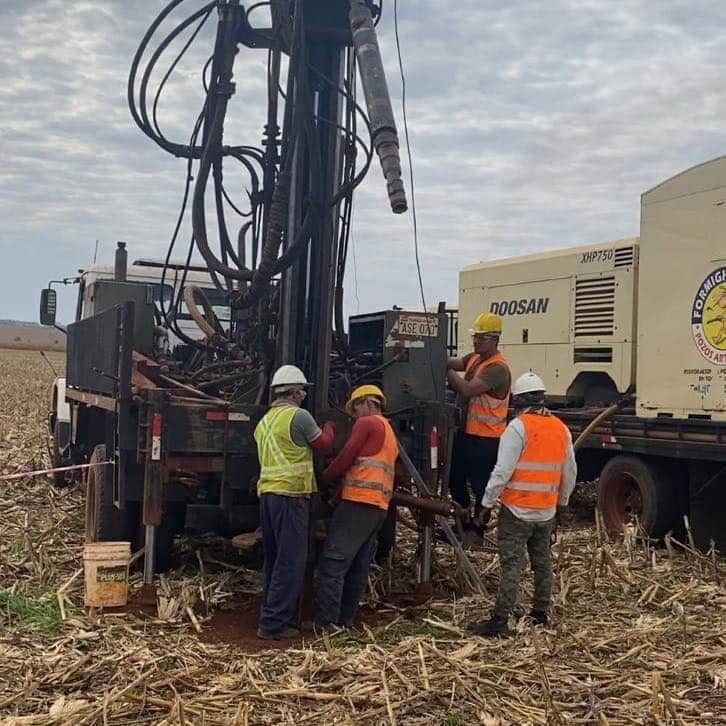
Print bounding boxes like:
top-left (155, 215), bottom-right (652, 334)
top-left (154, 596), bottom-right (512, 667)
top-left (464, 352), bottom-right (510, 438)
top-left (341, 415), bottom-right (399, 511)
top-left (500, 412), bottom-right (569, 510)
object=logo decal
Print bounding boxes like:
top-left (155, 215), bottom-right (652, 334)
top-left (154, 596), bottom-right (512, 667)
top-left (691, 267), bottom-right (726, 365)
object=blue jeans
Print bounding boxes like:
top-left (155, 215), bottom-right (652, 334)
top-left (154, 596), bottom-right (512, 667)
top-left (316, 500), bottom-right (386, 626)
top-left (259, 493), bottom-right (310, 635)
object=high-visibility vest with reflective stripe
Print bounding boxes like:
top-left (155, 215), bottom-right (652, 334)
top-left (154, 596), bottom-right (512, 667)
top-left (500, 412), bottom-right (569, 510)
top-left (464, 352), bottom-right (510, 438)
top-left (254, 404), bottom-right (315, 496)
top-left (341, 415), bottom-right (399, 511)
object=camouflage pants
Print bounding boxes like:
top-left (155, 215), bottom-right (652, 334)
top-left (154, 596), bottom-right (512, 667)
top-left (493, 506), bottom-right (554, 619)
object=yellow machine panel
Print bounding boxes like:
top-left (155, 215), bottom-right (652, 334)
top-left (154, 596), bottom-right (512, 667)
top-left (637, 157), bottom-right (726, 420)
top-left (460, 240), bottom-right (638, 403)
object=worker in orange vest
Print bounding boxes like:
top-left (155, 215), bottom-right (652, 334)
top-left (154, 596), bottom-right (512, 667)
top-left (311, 385), bottom-right (399, 629)
top-left (470, 372), bottom-right (577, 637)
top-left (446, 312), bottom-right (511, 531)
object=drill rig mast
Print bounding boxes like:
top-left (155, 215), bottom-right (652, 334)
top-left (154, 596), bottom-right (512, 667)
top-left (128, 0), bottom-right (407, 412)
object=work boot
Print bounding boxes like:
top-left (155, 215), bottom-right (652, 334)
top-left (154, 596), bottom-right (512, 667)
top-left (469, 617), bottom-right (510, 637)
top-left (529, 610), bottom-right (548, 626)
top-left (256, 626), bottom-right (300, 640)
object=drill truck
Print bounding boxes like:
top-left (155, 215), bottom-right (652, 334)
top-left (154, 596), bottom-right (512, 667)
top-left (459, 156), bottom-right (726, 552)
top-left (39, 0), bottom-right (461, 588)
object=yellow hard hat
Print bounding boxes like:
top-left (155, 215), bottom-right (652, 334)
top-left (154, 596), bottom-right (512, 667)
top-left (469, 312), bottom-right (502, 335)
top-left (346, 384), bottom-right (387, 413)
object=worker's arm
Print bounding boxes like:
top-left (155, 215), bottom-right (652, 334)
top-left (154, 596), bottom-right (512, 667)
top-left (322, 417), bottom-right (383, 482)
top-left (480, 419), bottom-right (525, 510)
top-left (447, 356), bottom-right (466, 372)
top-left (446, 369), bottom-right (491, 400)
top-left (557, 429), bottom-right (577, 507)
top-left (310, 421), bottom-right (336, 453)
top-left (291, 409), bottom-right (336, 453)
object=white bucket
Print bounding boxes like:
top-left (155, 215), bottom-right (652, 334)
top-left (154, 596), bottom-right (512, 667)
top-left (83, 541), bottom-right (131, 607)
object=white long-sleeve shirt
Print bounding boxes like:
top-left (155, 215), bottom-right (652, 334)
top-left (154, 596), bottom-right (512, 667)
top-left (480, 410), bottom-right (577, 522)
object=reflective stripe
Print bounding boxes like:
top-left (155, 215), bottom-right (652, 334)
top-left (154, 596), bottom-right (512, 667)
top-left (257, 407), bottom-right (290, 466)
top-left (467, 411), bottom-right (508, 425)
top-left (515, 461), bottom-right (563, 472)
top-left (355, 457), bottom-right (395, 476)
top-left (507, 481), bottom-right (559, 493)
top-left (344, 479), bottom-right (393, 494)
top-left (261, 461), bottom-right (313, 476)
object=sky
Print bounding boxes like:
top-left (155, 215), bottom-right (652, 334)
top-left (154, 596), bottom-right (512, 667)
top-left (1, 0), bottom-right (726, 324)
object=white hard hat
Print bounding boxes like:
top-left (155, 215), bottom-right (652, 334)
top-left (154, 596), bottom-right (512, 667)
top-left (511, 371), bottom-right (546, 397)
top-left (270, 365), bottom-right (309, 390)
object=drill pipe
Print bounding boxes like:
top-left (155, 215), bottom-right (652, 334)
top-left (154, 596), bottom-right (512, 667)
top-left (349, 0), bottom-right (407, 214)
top-left (391, 491), bottom-right (453, 517)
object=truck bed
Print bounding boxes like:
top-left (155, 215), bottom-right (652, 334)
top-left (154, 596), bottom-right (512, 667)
top-left (559, 408), bottom-right (726, 462)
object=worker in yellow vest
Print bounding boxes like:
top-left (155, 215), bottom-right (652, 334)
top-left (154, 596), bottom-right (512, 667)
top-left (311, 384), bottom-right (399, 629)
top-left (254, 365), bottom-right (336, 639)
top-left (446, 312), bottom-right (511, 530)
top-left (470, 372), bottom-right (577, 637)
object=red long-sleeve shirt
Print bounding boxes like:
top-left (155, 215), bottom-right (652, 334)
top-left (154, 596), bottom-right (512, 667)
top-left (310, 421), bottom-right (336, 453)
top-left (322, 416), bottom-right (386, 483)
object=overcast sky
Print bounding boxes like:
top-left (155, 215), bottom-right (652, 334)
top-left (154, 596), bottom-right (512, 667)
top-left (1, 0), bottom-right (725, 323)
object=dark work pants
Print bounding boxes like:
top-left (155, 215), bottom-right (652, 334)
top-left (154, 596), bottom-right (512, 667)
top-left (259, 493), bottom-right (310, 636)
top-left (493, 506), bottom-right (554, 619)
top-left (316, 500), bottom-right (387, 627)
top-left (449, 431), bottom-right (500, 512)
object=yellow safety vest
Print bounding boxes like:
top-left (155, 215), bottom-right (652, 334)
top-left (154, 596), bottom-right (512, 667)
top-left (254, 404), bottom-right (315, 496)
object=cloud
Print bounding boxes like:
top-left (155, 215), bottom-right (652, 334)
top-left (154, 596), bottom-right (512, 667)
top-left (1, 0), bottom-right (725, 324)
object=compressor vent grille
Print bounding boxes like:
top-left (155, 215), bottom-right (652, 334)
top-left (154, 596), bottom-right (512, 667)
top-left (574, 276), bottom-right (615, 337)
top-left (614, 245), bottom-right (635, 267)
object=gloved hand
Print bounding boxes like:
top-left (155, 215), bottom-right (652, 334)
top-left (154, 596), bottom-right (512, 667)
top-left (322, 421), bottom-right (337, 437)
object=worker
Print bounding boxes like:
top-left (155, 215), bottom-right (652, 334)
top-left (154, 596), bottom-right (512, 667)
top-left (312, 384), bottom-right (399, 629)
top-left (469, 372), bottom-right (577, 637)
top-left (446, 312), bottom-right (511, 529)
top-left (254, 364), bottom-right (336, 640)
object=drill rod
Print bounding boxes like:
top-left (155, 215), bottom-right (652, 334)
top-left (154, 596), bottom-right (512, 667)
top-left (395, 439), bottom-right (487, 595)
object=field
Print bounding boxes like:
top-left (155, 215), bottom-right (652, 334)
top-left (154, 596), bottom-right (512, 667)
top-left (0, 348), bottom-right (724, 725)
top-left (0, 324), bottom-right (66, 352)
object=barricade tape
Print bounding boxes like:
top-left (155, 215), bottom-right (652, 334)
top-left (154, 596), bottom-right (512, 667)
top-left (0, 460), bottom-right (112, 482)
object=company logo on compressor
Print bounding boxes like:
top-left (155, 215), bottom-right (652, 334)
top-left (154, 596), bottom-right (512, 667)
top-left (490, 297), bottom-right (549, 316)
top-left (691, 266), bottom-right (726, 365)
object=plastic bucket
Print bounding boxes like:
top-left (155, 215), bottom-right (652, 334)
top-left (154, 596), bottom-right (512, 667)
top-left (83, 541), bottom-right (131, 607)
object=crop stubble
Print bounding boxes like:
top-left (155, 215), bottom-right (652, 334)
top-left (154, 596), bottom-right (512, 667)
top-left (0, 349), bottom-right (724, 725)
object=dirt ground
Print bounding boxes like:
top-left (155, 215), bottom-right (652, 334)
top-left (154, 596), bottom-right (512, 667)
top-left (0, 348), bottom-right (725, 725)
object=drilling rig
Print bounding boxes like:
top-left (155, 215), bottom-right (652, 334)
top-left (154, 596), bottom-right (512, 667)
top-left (40, 0), bottom-right (482, 596)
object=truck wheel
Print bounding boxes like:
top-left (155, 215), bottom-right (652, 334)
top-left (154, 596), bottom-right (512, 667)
top-left (85, 445), bottom-right (135, 543)
top-left (597, 455), bottom-right (678, 538)
top-left (50, 421), bottom-right (76, 488)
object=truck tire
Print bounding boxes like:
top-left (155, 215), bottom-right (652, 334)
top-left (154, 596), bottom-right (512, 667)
top-left (597, 455), bottom-right (679, 538)
top-left (85, 445), bottom-right (135, 543)
top-left (50, 421), bottom-right (76, 488)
